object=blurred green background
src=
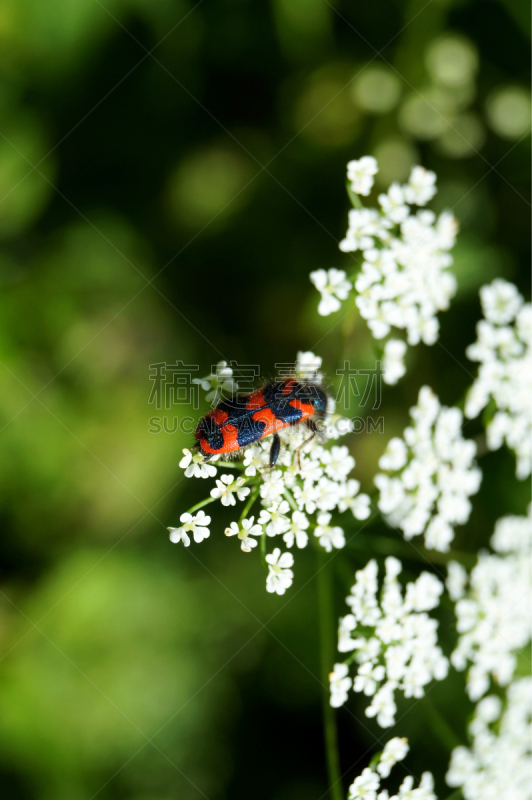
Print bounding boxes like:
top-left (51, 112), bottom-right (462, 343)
top-left (0, 0), bottom-right (529, 798)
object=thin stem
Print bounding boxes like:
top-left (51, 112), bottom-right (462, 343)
top-left (317, 550), bottom-right (343, 800)
top-left (346, 531), bottom-right (477, 569)
top-left (473, 432), bottom-right (489, 457)
top-left (443, 790), bottom-right (463, 800)
top-left (422, 695), bottom-right (462, 751)
top-left (347, 183), bottom-right (364, 209)
top-left (186, 479), bottom-right (260, 517)
top-left (187, 496), bottom-right (218, 514)
top-left (239, 485), bottom-right (261, 522)
top-left (283, 489), bottom-right (299, 512)
top-left (260, 530), bottom-right (268, 569)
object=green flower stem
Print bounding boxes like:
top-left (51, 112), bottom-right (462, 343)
top-left (317, 550), bottom-right (343, 800)
top-left (422, 695), bottom-right (462, 751)
top-left (283, 489), bottom-right (299, 512)
top-left (260, 529), bottom-right (268, 570)
top-left (346, 531), bottom-right (477, 569)
top-left (239, 485), bottom-right (261, 522)
top-left (473, 432), bottom-right (489, 457)
top-left (186, 496), bottom-right (218, 515)
top-left (186, 478), bottom-right (260, 517)
top-left (347, 183), bottom-right (364, 209)
top-left (443, 790), bottom-right (463, 800)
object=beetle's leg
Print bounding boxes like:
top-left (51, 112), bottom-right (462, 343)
top-left (258, 434), bottom-right (282, 474)
top-left (295, 419), bottom-right (319, 469)
top-left (269, 434), bottom-right (281, 468)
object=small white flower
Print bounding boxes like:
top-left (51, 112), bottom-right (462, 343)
top-left (340, 208), bottom-right (382, 252)
top-left (210, 474), bottom-right (250, 506)
top-left (480, 278), bottom-right (523, 325)
top-left (347, 155), bottom-right (379, 196)
top-left (320, 445), bottom-right (356, 480)
top-left (168, 510), bottom-right (211, 547)
top-left (378, 438), bottom-right (408, 471)
top-left (378, 183), bottom-right (409, 223)
top-left (382, 339), bottom-right (407, 385)
top-left (329, 662), bottom-right (352, 708)
top-left (179, 448), bottom-right (217, 478)
top-left (265, 547), bottom-right (294, 595)
top-left (258, 500), bottom-right (291, 536)
top-left (353, 662), bottom-right (386, 696)
top-left (366, 681), bottom-right (397, 728)
top-left (314, 476), bottom-right (343, 512)
top-left (347, 766), bottom-right (380, 799)
top-left (292, 479), bottom-right (318, 514)
top-left (337, 479), bottom-right (371, 520)
top-left (338, 614), bottom-right (360, 652)
top-left (403, 166), bottom-right (437, 206)
top-left (315, 512), bottom-right (346, 552)
top-left (351, 494), bottom-right (371, 520)
top-left (283, 510), bottom-right (310, 548)
top-left (192, 360), bottom-right (238, 404)
top-left (294, 350), bottom-right (323, 382)
top-left (259, 469), bottom-right (286, 504)
top-left (325, 413), bottom-right (354, 440)
top-left (243, 445), bottom-right (268, 476)
top-left (377, 737), bottom-right (409, 778)
top-left (225, 516), bottom-right (263, 552)
top-left (310, 268), bottom-right (352, 316)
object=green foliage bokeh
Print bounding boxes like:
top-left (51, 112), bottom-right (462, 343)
top-left (0, 0), bottom-right (529, 798)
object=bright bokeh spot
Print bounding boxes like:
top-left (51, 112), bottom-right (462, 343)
top-left (425, 35), bottom-right (478, 88)
top-left (399, 88), bottom-right (455, 140)
top-left (351, 65), bottom-right (402, 114)
top-left (167, 146), bottom-right (254, 228)
top-left (485, 86), bottom-right (531, 140)
top-left (292, 64), bottom-right (360, 146)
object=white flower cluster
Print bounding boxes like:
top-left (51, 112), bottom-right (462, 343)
top-left (375, 387), bottom-right (481, 552)
top-left (448, 507), bottom-right (532, 701)
top-left (310, 157), bottom-right (458, 385)
top-left (465, 279), bottom-right (532, 479)
top-left (192, 359), bottom-right (237, 405)
top-left (330, 557), bottom-right (448, 726)
top-left (446, 677), bottom-right (532, 800)
top-left (347, 736), bottom-right (437, 800)
top-left (169, 353), bottom-right (371, 596)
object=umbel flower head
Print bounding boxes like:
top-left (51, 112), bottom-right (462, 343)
top-left (168, 352), bottom-right (370, 597)
top-left (446, 677), bottom-right (532, 800)
top-left (465, 279), bottom-right (531, 479)
top-left (331, 557), bottom-right (448, 727)
top-left (375, 386), bottom-right (481, 551)
top-left (447, 506), bottom-right (532, 701)
top-left (310, 155), bottom-right (458, 386)
top-left (346, 735), bottom-right (437, 800)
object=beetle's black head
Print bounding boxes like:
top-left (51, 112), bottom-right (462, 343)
top-left (294, 381), bottom-right (327, 411)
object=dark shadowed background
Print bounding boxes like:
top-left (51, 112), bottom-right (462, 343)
top-left (0, 1), bottom-right (529, 798)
